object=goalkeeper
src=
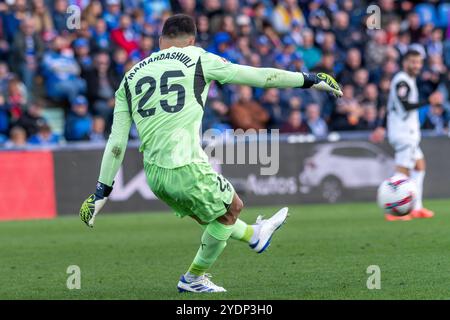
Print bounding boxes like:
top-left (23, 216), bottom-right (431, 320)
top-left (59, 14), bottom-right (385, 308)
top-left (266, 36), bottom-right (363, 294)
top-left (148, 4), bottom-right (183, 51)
top-left (80, 14), bottom-right (342, 293)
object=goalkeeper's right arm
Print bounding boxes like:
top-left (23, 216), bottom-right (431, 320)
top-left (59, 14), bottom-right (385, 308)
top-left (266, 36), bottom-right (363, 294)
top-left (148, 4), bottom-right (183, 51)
top-left (79, 79), bottom-right (132, 228)
top-left (79, 111), bottom-right (131, 227)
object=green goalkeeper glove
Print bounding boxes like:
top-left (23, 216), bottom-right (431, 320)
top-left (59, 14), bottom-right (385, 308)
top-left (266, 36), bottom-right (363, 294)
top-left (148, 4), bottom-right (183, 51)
top-left (79, 182), bottom-right (113, 228)
top-left (302, 72), bottom-right (343, 98)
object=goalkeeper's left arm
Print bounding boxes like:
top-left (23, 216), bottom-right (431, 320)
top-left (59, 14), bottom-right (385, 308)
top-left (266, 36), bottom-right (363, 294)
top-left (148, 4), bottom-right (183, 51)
top-left (79, 82), bottom-right (132, 227)
top-left (201, 51), bottom-right (343, 97)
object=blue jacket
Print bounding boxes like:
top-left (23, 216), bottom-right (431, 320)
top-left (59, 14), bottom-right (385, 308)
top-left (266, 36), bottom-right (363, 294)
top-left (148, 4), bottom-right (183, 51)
top-left (65, 112), bottom-right (92, 141)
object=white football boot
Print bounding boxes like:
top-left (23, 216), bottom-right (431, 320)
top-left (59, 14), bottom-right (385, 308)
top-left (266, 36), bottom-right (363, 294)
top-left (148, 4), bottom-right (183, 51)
top-left (177, 274), bottom-right (227, 293)
top-left (249, 207), bottom-right (289, 253)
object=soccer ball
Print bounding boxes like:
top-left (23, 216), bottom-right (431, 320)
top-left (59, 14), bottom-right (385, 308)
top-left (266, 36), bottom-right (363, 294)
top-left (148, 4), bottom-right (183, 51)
top-left (377, 176), bottom-right (417, 216)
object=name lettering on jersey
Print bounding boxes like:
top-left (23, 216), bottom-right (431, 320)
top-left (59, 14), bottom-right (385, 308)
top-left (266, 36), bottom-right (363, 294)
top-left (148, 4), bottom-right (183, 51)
top-left (127, 51), bottom-right (196, 81)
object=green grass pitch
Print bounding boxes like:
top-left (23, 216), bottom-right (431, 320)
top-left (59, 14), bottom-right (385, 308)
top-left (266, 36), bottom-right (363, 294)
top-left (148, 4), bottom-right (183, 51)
top-left (0, 199), bottom-right (449, 300)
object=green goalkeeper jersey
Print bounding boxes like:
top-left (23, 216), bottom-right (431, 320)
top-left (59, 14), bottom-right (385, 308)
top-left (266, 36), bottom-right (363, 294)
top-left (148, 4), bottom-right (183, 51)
top-left (115, 46), bottom-right (238, 168)
top-left (98, 45), bottom-right (323, 186)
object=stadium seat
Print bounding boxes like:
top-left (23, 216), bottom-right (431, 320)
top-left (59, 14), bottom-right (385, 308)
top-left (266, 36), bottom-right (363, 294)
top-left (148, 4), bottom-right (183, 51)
top-left (437, 3), bottom-right (450, 27)
top-left (42, 108), bottom-right (65, 136)
top-left (415, 3), bottom-right (438, 26)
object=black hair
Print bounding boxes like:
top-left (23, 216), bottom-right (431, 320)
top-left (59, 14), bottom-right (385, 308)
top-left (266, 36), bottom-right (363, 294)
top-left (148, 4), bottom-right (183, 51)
top-left (403, 49), bottom-right (422, 60)
top-left (161, 14), bottom-right (197, 38)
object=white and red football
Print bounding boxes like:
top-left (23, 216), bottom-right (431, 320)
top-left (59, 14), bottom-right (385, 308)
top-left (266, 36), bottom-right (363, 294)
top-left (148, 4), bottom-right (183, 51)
top-left (377, 176), bottom-right (417, 216)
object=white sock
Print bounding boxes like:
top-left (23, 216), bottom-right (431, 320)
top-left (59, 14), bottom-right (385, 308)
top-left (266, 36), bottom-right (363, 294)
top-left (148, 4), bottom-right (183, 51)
top-left (394, 172), bottom-right (409, 179)
top-left (411, 170), bottom-right (425, 210)
top-left (249, 224), bottom-right (261, 245)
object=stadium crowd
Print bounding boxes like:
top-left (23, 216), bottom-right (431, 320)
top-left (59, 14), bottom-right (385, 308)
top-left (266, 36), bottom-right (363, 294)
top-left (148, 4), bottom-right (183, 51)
top-left (0, 0), bottom-right (449, 148)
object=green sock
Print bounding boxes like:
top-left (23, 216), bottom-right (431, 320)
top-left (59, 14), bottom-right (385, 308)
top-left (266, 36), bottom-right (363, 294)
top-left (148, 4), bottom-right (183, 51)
top-left (188, 220), bottom-right (233, 276)
top-left (230, 219), bottom-right (254, 243)
top-left (197, 219), bottom-right (254, 243)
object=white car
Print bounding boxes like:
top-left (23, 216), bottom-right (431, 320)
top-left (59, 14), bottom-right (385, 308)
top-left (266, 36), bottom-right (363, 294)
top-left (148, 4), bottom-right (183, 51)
top-left (299, 141), bottom-right (395, 202)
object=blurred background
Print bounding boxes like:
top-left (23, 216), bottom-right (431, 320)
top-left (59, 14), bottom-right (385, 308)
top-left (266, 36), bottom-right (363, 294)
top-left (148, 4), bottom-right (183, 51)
top-left (0, 0), bottom-right (448, 146)
top-left (0, 0), bottom-right (450, 220)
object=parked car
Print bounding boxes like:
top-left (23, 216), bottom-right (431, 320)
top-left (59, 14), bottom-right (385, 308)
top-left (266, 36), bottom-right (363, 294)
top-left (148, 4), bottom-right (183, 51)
top-left (299, 141), bottom-right (395, 202)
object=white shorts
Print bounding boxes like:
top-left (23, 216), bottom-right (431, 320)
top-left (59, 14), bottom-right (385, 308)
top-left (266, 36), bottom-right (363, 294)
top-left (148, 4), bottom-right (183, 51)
top-left (390, 140), bottom-right (424, 169)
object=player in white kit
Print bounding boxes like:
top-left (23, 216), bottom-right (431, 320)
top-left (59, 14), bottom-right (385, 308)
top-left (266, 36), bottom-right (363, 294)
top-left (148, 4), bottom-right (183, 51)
top-left (385, 49), bottom-right (434, 221)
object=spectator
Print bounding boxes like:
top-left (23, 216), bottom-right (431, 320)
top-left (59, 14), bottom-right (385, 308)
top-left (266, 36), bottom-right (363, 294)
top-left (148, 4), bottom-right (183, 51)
top-left (31, 0), bottom-right (55, 39)
top-left (359, 103), bottom-right (379, 131)
top-left (0, 62), bottom-right (13, 96)
top-left (262, 88), bottom-right (286, 129)
top-left (396, 30), bottom-right (412, 56)
top-left (312, 52), bottom-right (335, 75)
top-left (362, 83), bottom-right (379, 106)
top-left (111, 14), bottom-right (139, 55)
top-left (2, 0), bottom-right (28, 43)
top-left (0, 5), bottom-right (10, 62)
top-left (305, 103), bottom-right (328, 137)
top-left (7, 77), bottom-right (27, 122)
top-left (83, 51), bottom-right (120, 126)
top-left (288, 52), bottom-right (306, 73)
top-left (111, 47), bottom-right (128, 77)
top-left (4, 126), bottom-right (27, 149)
top-left (82, 0), bottom-right (103, 28)
top-left (203, 0), bottom-right (223, 33)
top-left (405, 12), bottom-right (422, 43)
top-left (421, 91), bottom-right (448, 134)
top-left (420, 54), bottom-right (447, 99)
top-left (321, 32), bottom-right (337, 55)
top-left (11, 17), bottom-right (45, 91)
top-left (236, 14), bottom-right (252, 39)
top-left (73, 38), bottom-right (93, 72)
top-left (130, 35), bottom-right (154, 62)
top-left (275, 36), bottom-right (297, 69)
top-left (287, 96), bottom-right (302, 111)
top-left (90, 116), bottom-right (106, 142)
top-left (74, 17), bottom-right (93, 40)
top-left (332, 99), bottom-right (363, 131)
top-left (332, 85), bottom-right (362, 131)
top-left (64, 96), bottom-right (92, 141)
top-left (15, 101), bottom-right (46, 137)
top-left (308, 8), bottom-right (331, 39)
top-left (0, 94), bottom-right (9, 136)
top-left (444, 39), bottom-right (450, 69)
top-left (377, 75), bottom-right (391, 115)
top-left (379, 0), bottom-right (399, 27)
top-left (365, 29), bottom-right (388, 70)
top-left (333, 11), bottom-right (353, 50)
top-left (385, 19), bottom-right (401, 45)
top-left (229, 86), bottom-right (269, 131)
top-left (28, 123), bottom-right (60, 145)
top-left (280, 110), bottom-right (310, 134)
top-left (352, 68), bottom-right (369, 100)
top-left (251, 2), bottom-right (268, 35)
top-left (254, 35), bottom-right (275, 67)
top-left (196, 15), bottom-right (211, 48)
top-left (91, 19), bottom-right (110, 53)
top-left (42, 36), bottom-right (86, 103)
top-left (177, 0), bottom-right (196, 17)
top-left (427, 28), bottom-right (444, 57)
top-left (52, 0), bottom-right (69, 34)
top-left (103, 0), bottom-right (122, 31)
top-left (131, 9), bottom-right (145, 36)
top-left (203, 99), bottom-right (231, 134)
top-left (338, 48), bottom-right (362, 85)
top-left (297, 29), bottom-right (322, 70)
top-left (221, 15), bottom-right (238, 39)
top-left (272, 0), bottom-right (305, 34)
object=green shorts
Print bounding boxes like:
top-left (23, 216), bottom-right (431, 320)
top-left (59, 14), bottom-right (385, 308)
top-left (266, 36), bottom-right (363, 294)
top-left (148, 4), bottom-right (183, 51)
top-left (144, 161), bottom-right (235, 223)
